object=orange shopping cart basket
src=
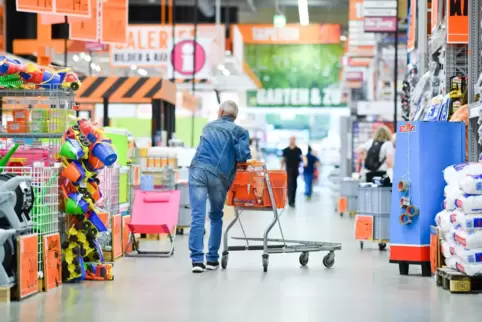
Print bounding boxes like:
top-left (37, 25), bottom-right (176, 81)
top-left (226, 166), bottom-right (287, 209)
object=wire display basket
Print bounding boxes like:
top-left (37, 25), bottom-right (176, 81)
top-left (0, 165), bottom-right (61, 275)
top-left (98, 166), bottom-right (120, 218)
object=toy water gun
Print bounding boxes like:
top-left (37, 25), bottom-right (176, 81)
top-left (0, 57), bottom-right (25, 75)
top-left (0, 144), bottom-right (19, 172)
top-left (61, 243), bottom-right (84, 282)
top-left (0, 74), bottom-right (24, 89)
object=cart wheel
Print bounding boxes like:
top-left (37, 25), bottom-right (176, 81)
top-left (360, 241), bottom-right (364, 250)
top-left (176, 228), bottom-right (184, 235)
top-left (323, 252), bottom-right (335, 268)
top-left (339, 212), bottom-right (343, 217)
top-left (221, 254), bottom-right (228, 269)
top-left (378, 243), bottom-right (387, 251)
top-left (299, 252), bottom-right (309, 266)
top-left (262, 255), bottom-right (269, 272)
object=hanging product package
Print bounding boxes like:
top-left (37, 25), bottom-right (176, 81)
top-left (423, 95), bottom-right (444, 122)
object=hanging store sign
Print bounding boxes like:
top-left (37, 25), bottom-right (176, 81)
top-left (70, 0), bottom-right (99, 41)
top-left (233, 24), bottom-right (341, 44)
top-left (363, 8), bottom-right (397, 17)
top-left (110, 25), bottom-right (225, 79)
top-left (16, 0), bottom-right (91, 17)
top-left (447, 0), bottom-right (468, 43)
top-left (364, 17), bottom-right (397, 32)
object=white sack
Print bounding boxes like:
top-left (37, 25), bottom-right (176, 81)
top-left (444, 185), bottom-right (463, 210)
top-left (445, 255), bottom-right (482, 276)
top-left (444, 163), bottom-right (482, 186)
top-left (451, 212), bottom-right (482, 231)
top-left (456, 194), bottom-right (482, 213)
top-left (453, 229), bottom-right (482, 249)
top-left (435, 209), bottom-right (453, 234)
top-left (460, 175), bottom-right (482, 195)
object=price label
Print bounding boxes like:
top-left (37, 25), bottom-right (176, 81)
top-left (16, 0), bottom-right (53, 13)
top-left (101, 0), bottom-right (127, 44)
top-left (56, 0), bottom-right (91, 17)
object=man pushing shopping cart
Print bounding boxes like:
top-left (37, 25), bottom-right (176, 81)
top-left (189, 100), bottom-right (341, 273)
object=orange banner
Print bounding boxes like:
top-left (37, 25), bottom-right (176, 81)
top-left (70, 0), bottom-right (98, 41)
top-left (16, 0), bottom-right (53, 13)
top-left (407, 0), bottom-right (416, 51)
top-left (234, 24), bottom-right (341, 44)
top-left (431, 0), bottom-right (439, 32)
top-left (112, 214), bottom-right (123, 258)
top-left (349, 0), bottom-right (364, 21)
top-left (0, 4), bottom-right (5, 52)
top-left (18, 234), bottom-right (39, 299)
top-left (101, 0), bottom-right (128, 44)
top-left (355, 215), bottom-right (373, 240)
top-left (447, 0), bottom-right (468, 43)
top-left (43, 234), bottom-right (62, 292)
top-left (56, 0), bottom-right (91, 17)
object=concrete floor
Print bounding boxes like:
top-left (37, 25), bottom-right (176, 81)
top-left (2, 187), bottom-right (482, 322)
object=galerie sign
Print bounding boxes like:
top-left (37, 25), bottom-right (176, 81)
top-left (110, 25), bottom-right (224, 78)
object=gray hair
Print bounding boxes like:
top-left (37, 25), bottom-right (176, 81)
top-left (219, 100), bottom-right (238, 119)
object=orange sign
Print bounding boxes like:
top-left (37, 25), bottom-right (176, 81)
top-left (355, 215), bottom-right (373, 240)
top-left (56, 0), bottom-right (90, 17)
top-left (101, 0), bottom-right (128, 44)
top-left (234, 24), bottom-right (341, 44)
top-left (0, 3), bottom-right (5, 52)
top-left (70, 0), bottom-right (98, 41)
top-left (349, 0), bottom-right (364, 21)
top-left (16, 0), bottom-right (53, 13)
top-left (407, 0), bottom-right (416, 51)
top-left (447, 0), bottom-right (469, 43)
top-left (122, 216), bottom-right (132, 254)
top-left (431, 0), bottom-right (439, 32)
top-left (430, 226), bottom-right (440, 274)
top-left (17, 234), bottom-right (39, 299)
top-left (112, 214), bottom-right (123, 258)
top-left (43, 234), bottom-right (62, 292)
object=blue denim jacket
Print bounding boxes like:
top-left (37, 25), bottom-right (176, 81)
top-left (190, 116), bottom-right (251, 190)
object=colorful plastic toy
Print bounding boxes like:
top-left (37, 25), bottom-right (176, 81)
top-left (0, 57), bottom-right (81, 91)
top-left (60, 118), bottom-right (117, 283)
top-left (84, 263), bottom-right (113, 281)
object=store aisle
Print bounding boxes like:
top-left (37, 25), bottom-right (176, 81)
top-left (2, 188), bottom-right (482, 322)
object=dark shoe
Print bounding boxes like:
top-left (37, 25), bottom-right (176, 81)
top-left (206, 261), bottom-right (219, 270)
top-left (289, 203), bottom-right (296, 208)
top-left (192, 263), bottom-right (206, 273)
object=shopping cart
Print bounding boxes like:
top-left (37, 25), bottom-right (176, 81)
top-left (222, 161), bottom-right (342, 272)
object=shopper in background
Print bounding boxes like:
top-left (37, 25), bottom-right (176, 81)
top-left (189, 100), bottom-right (251, 273)
top-left (249, 138), bottom-right (259, 160)
top-left (303, 145), bottom-right (320, 200)
top-left (357, 125), bottom-right (394, 183)
top-left (281, 136), bottom-right (302, 208)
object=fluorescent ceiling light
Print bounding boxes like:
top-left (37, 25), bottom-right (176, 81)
top-left (298, 0), bottom-right (309, 26)
top-left (138, 68), bottom-right (148, 76)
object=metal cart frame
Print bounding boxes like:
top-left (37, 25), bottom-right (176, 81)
top-left (221, 164), bottom-right (342, 272)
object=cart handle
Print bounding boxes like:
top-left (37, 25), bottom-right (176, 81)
top-left (237, 160), bottom-right (264, 167)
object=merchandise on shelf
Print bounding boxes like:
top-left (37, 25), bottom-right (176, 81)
top-left (0, 229), bottom-right (16, 286)
top-left (436, 162), bottom-right (482, 276)
top-left (60, 118), bottom-right (117, 282)
top-left (0, 57), bottom-right (81, 91)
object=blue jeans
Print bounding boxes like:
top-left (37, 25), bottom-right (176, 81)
top-left (189, 167), bottom-right (227, 263)
top-left (304, 173), bottom-right (313, 197)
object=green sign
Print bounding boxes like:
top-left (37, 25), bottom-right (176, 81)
top-left (245, 44), bottom-right (345, 108)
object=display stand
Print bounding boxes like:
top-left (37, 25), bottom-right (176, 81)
top-left (389, 122), bottom-right (465, 276)
top-left (0, 89), bottom-right (74, 295)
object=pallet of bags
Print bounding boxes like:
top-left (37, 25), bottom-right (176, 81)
top-left (436, 163), bottom-right (482, 278)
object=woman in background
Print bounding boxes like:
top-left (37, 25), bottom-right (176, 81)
top-left (303, 146), bottom-right (319, 200)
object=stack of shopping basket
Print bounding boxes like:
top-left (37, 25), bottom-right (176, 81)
top-left (355, 183), bottom-right (391, 250)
